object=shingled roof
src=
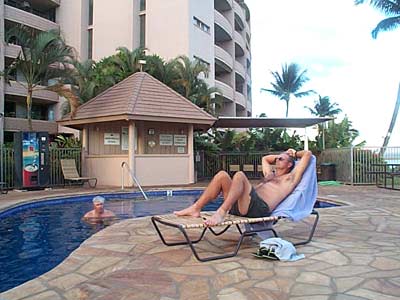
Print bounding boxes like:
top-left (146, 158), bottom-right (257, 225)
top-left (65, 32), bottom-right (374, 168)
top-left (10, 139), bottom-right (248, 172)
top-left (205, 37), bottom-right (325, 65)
top-left (58, 72), bottom-right (217, 128)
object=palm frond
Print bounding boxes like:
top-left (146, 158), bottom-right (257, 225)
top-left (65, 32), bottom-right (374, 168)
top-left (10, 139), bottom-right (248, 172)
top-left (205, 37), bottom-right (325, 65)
top-left (372, 16), bottom-right (400, 37)
top-left (294, 90), bottom-right (315, 98)
top-left (356, 0), bottom-right (400, 14)
top-left (46, 84), bottom-right (79, 119)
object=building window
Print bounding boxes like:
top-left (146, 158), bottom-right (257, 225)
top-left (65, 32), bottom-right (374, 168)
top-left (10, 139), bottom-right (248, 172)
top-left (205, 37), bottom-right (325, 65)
top-left (140, 14), bottom-right (146, 48)
top-left (140, 0), bottom-right (146, 11)
top-left (194, 56), bottom-right (210, 78)
top-left (88, 29), bottom-right (93, 59)
top-left (89, 0), bottom-right (93, 26)
top-left (194, 55), bottom-right (210, 67)
top-left (4, 101), bottom-right (16, 118)
top-left (193, 16), bottom-right (210, 34)
top-left (31, 103), bottom-right (48, 121)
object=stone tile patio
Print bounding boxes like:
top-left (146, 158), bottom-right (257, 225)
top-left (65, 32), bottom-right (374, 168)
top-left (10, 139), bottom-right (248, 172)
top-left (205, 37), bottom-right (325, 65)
top-left (1, 184), bottom-right (400, 300)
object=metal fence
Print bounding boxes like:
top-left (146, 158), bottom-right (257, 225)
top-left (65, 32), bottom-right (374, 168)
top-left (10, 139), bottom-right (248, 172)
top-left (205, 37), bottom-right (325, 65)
top-left (197, 147), bottom-right (400, 185)
top-left (0, 146), bottom-right (82, 189)
top-left (49, 148), bottom-right (82, 186)
top-left (196, 151), bottom-right (271, 179)
top-left (2, 146), bottom-right (400, 187)
top-left (0, 147), bottom-right (14, 189)
top-left (318, 147), bottom-right (400, 184)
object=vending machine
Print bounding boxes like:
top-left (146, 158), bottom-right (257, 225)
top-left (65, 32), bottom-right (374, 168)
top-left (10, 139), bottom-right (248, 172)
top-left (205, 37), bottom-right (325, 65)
top-left (14, 132), bottom-right (50, 189)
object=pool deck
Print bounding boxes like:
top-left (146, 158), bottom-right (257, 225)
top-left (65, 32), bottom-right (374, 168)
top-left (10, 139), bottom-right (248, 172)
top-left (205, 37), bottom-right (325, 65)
top-left (1, 184), bottom-right (400, 300)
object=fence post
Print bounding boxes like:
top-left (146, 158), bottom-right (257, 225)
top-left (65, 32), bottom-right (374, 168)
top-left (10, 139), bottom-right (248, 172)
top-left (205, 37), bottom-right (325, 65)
top-left (350, 146), bottom-right (354, 185)
top-left (0, 145), bottom-right (3, 185)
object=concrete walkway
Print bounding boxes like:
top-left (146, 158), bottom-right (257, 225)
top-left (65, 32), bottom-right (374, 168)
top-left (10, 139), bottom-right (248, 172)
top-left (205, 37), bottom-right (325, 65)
top-left (1, 185), bottom-right (400, 300)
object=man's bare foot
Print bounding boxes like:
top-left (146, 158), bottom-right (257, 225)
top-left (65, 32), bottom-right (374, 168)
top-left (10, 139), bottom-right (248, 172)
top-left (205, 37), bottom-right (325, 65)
top-left (174, 205), bottom-right (201, 217)
top-left (204, 210), bottom-right (226, 226)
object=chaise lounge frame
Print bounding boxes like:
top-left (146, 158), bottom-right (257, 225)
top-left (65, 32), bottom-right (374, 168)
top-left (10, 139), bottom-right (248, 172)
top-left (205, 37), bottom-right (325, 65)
top-left (151, 210), bottom-right (319, 262)
top-left (60, 159), bottom-right (97, 188)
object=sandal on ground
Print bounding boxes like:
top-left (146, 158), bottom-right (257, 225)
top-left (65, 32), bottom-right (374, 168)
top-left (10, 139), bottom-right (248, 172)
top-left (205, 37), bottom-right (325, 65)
top-left (252, 246), bottom-right (279, 260)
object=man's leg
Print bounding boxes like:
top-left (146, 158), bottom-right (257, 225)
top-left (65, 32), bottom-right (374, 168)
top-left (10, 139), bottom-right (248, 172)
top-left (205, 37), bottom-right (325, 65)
top-left (204, 171), bottom-right (252, 226)
top-left (174, 171), bottom-right (232, 217)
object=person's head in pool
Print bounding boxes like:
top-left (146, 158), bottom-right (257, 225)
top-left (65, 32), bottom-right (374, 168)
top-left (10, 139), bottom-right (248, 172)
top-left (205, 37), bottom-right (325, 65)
top-left (83, 196), bottom-right (116, 219)
top-left (92, 196), bottom-right (106, 213)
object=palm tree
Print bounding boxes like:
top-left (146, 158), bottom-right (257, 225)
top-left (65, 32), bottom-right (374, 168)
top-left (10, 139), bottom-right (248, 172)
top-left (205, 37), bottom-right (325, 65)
top-left (324, 116), bottom-right (365, 148)
top-left (305, 95), bottom-right (341, 150)
top-left (261, 63), bottom-right (314, 117)
top-left (144, 54), bottom-right (179, 87)
top-left (189, 81), bottom-right (222, 116)
top-left (172, 55), bottom-right (210, 99)
top-left (111, 47), bottom-right (145, 77)
top-left (355, 1), bottom-right (400, 150)
top-left (355, 0), bottom-right (400, 38)
top-left (306, 95), bottom-right (342, 117)
top-left (2, 25), bottom-right (77, 126)
top-left (381, 83), bottom-right (400, 151)
top-left (68, 59), bottom-right (98, 103)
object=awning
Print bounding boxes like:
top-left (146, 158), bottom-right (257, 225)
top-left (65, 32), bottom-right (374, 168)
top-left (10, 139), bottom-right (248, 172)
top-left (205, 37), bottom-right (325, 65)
top-left (213, 117), bottom-right (333, 128)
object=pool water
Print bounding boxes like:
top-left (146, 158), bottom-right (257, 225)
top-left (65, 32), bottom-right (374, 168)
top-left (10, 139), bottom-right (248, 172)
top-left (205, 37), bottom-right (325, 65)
top-left (0, 191), bottom-right (338, 293)
top-left (0, 192), bottom-right (218, 292)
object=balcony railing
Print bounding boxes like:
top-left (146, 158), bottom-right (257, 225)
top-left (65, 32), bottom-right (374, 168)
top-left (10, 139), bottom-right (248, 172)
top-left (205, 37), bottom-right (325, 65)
top-left (215, 80), bottom-right (234, 101)
top-left (4, 117), bottom-right (58, 133)
top-left (5, 0), bottom-right (57, 22)
top-left (247, 100), bottom-right (252, 111)
top-left (215, 45), bottom-right (233, 71)
top-left (234, 60), bottom-right (246, 80)
top-left (214, 10), bottom-right (233, 39)
top-left (235, 91), bottom-right (246, 107)
top-left (5, 44), bottom-right (21, 58)
top-left (233, 1), bottom-right (246, 27)
top-left (5, 4), bottom-right (59, 32)
top-left (234, 31), bottom-right (246, 54)
top-left (214, 0), bottom-right (232, 13)
top-left (5, 81), bottom-right (59, 102)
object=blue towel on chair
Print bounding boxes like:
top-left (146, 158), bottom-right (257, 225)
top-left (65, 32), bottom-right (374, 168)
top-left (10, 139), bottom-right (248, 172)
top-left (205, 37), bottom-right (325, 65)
top-left (272, 155), bottom-right (318, 222)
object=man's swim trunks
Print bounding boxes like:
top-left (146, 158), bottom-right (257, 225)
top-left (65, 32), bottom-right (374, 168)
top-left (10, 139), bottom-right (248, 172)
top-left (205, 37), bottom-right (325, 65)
top-left (230, 187), bottom-right (271, 218)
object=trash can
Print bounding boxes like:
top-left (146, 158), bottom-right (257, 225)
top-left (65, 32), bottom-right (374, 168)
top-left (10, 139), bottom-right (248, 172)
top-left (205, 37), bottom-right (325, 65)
top-left (319, 163), bottom-right (336, 181)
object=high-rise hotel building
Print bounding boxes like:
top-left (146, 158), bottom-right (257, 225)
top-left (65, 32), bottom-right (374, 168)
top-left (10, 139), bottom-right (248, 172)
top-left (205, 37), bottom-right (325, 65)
top-left (0, 0), bottom-right (252, 143)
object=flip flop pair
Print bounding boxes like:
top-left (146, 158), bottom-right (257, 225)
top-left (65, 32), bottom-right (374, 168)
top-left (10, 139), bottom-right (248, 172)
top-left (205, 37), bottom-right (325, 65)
top-left (252, 246), bottom-right (279, 260)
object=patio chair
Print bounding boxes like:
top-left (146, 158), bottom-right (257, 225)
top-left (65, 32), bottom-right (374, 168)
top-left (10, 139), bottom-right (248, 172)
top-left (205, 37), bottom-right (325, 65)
top-left (151, 155), bottom-right (319, 262)
top-left (60, 159), bottom-right (97, 188)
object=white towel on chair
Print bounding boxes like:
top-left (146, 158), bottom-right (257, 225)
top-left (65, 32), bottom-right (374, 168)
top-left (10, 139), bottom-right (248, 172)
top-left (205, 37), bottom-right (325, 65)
top-left (260, 237), bottom-right (305, 261)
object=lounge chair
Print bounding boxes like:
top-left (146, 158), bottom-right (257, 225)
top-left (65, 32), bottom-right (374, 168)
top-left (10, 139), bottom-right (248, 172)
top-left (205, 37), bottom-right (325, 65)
top-left (60, 159), bottom-right (97, 188)
top-left (151, 155), bottom-right (319, 262)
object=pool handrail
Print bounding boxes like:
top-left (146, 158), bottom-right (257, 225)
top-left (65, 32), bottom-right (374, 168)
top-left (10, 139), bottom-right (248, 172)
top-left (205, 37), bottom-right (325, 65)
top-left (121, 162), bottom-right (148, 200)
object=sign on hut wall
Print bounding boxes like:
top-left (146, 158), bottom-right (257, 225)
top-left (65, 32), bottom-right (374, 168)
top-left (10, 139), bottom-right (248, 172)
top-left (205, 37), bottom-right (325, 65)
top-left (159, 134), bottom-right (173, 146)
top-left (121, 127), bottom-right (129, 150)
top-left (104, 133), bottom-right (120, 145)
top-left (142, 122), bottom-right (188, 154)
top-left (174, 135), bottom-right (187, 146)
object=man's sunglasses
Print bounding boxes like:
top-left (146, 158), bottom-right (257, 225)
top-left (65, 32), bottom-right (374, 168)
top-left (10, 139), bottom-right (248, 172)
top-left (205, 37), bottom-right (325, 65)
top-left (276, 156), bottom-right (286, 161)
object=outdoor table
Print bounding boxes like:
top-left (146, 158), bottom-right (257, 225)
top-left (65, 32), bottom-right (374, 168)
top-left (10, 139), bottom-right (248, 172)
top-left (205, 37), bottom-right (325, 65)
top-left (369, 163), bottom-right (400, 190)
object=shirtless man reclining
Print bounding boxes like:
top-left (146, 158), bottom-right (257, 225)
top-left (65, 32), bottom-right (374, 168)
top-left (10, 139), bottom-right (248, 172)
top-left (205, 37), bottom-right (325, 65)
top-left (174, 148), bottom-right (312, 226)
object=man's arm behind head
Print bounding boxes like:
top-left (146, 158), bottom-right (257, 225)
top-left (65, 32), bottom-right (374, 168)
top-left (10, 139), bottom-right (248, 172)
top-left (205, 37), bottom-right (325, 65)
top-left (291, 150), bottom-right (312, 185)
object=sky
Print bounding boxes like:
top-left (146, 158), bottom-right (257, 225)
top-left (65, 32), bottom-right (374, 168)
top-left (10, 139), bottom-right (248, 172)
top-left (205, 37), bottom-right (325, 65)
top-left (246, 0), bottom-right (400, 147)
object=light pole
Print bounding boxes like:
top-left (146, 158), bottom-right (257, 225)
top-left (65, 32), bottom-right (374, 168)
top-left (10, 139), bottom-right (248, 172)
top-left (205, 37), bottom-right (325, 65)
top-left (138, 59), bottom-right (146, 72)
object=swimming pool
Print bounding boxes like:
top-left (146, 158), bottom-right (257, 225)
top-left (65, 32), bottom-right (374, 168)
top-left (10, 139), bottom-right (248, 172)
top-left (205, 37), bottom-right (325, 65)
top-left (0, 190), bottom-right (217, 292)
top-left (0, 190), bottom-right (338, 292)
